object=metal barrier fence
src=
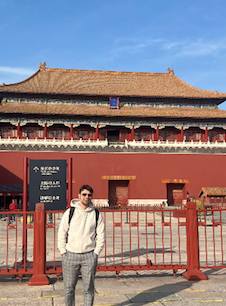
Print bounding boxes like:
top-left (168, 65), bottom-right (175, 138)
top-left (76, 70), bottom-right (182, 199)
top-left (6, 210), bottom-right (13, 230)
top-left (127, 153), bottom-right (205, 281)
top-left (45, 208), bottom-right (188, 278)
top-left (0, 211), bottom-right (34, 281)
top-left (198, 208), bottom-right (226, 269)
top-left (0, 203), bottom-right (226, 285)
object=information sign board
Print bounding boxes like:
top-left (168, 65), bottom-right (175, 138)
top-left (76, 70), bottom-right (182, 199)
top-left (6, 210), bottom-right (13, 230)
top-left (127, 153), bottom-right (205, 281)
top-left (29, 160), bottom-right (67, 211)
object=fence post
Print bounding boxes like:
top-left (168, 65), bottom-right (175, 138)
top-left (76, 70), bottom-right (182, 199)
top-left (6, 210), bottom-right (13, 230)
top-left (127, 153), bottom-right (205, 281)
top-left (28, 203), bottom-right (49, 286)
top-left (182, 202), bottom-right (207, 281)
top-left (22, 157), bottom-right (28, 265)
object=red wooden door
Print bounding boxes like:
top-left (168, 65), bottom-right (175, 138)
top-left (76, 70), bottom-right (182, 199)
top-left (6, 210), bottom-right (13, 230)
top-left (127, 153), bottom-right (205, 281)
top-left (108, 181), bottom-right (129, 206)
top-left (167, 183), bottom-right (185, 206)
top-left (173, 189), bottom-right (183, 205)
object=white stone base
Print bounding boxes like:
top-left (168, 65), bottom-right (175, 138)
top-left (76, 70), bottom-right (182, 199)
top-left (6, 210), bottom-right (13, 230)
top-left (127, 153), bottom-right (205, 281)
top-left (128, 199), bottom-right (167, 206)
top-left (92, 199), bottom-right (110, 207)
top-left (92, 199), bottom-right (167, 207)
top-left (74, 198), bottom-right (168, 207)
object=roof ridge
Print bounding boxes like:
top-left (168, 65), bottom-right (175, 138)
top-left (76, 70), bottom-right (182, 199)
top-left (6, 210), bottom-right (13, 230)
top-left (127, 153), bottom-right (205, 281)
top-left (44, 67), bottom-right (169, 76)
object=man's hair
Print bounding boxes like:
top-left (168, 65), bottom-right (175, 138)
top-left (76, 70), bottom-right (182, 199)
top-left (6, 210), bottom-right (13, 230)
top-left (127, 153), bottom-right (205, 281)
top-left (79, 185), bottom-right (93, 194)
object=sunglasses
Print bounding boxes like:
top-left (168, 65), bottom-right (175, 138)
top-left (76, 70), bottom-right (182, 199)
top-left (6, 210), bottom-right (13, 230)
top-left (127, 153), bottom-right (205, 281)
top-left (81, 193), bottom-right (92, 197)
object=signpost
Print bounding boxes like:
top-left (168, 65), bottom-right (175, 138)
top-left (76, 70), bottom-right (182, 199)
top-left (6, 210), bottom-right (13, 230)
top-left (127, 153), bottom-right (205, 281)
top-left (29, 160), bottom-right (67, 211)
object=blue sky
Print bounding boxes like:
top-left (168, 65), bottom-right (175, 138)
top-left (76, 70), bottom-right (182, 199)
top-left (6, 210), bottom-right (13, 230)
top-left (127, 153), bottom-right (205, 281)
top-left (1, 0), bottom-right (226, 108)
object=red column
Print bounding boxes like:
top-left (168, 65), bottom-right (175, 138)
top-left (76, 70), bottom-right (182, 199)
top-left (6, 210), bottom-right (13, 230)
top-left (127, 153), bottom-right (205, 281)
top-left (22, 157), bottom-right (28, 265)
top-left (29, 203), bottom-right (49, 286)
top-left (70, 124), bottom-right (73, 140)
top-left (44, 123), bottom-right (47, 139)
top-left (17, 122), bottom-right (20, 139)
top-left (182, 202), bottom-right (207, 281)
top-left (23, 157), bottom-right (28, 212)
top-left (181, 126), bottom-right (184, 142)
top-left (131, 126), bottom-right (134, 141)
top-left (205, 127), bottom-right (208, 142)
top-left (96, 125), bottom-right (99, 140)
top-left (67, 157), bottom-right (72, 208)
top-left (156, 126), bottom-right (159, 141)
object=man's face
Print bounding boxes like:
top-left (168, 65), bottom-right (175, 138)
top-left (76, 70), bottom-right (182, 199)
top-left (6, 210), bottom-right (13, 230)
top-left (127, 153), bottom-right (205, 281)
top-left (79, 189), bottom-right (93, 207)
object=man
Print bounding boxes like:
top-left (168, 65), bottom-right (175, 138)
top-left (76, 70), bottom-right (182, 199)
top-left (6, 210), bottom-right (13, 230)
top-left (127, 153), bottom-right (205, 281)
top-left (9, 199), bottom-right (18, 224)
top-left (58, 185), bottom-right (105, 306)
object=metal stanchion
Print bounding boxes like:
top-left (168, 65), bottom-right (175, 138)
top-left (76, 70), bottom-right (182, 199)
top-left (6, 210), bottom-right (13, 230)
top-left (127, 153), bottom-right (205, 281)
top-left (125, 211), bottom-right (129, 224)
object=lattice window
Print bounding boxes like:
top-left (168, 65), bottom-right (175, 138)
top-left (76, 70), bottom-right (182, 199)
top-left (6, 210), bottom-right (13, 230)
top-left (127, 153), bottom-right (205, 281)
top-left (73, 130), bottom-right (79, 140)
top-left (79, 131), bottom-right (85, 138)
top-left (83, 131), bottom-right (89, 140)
top-left (219, 133), bottom-right (224, 141)
top-left (74, 129), bottom-right (94, 140)
top-left (1, 127), bottom-right (17, 138)
top-left (208, 129), bottom-right (225, 142)
top-left (159, 129), bottom-right (179, 141)
top-left (195, 133), bottom-right (202, 141)
top-left (63, 130), bottom-right (69, 139)
top-left (28, 129), bottom-right (34, 138)
top-left (11, 129), bottom-right (17, 137)
top-left (37, 130), bottom-right (44, 138)
top-left (22, 130), bottom-right (28, 137)
top-left (99, 130), bottom-right (106, 140)
top-left (134, 129), bottom-right (154, 141)
top-left (184, 129), bottom-right (204, 142)
top-left (21, 128), bottom-right (45, 139)
top-left (120, 131), bottom-right (127, 142)
top-left (48, 130), bottom-right (54, 138)
top-left (54, 130), bottom-right (59, 138)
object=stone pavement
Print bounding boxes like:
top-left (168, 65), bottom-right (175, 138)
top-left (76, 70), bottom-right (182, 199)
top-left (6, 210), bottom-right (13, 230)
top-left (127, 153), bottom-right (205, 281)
top-left (0, 269), bottom-right (226, 306)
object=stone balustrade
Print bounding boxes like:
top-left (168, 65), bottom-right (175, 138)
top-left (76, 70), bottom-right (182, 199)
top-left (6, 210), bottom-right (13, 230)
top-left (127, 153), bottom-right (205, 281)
top-left (0, 137), bottom-right (108, 148)
top-left (0, 137), bottom-right (226, 152)
top-left (128, 138), bottom-right (226, 148)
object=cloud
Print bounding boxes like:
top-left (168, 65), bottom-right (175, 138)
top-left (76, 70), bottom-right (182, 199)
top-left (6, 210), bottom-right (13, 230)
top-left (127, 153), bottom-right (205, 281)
top-left (107, 36), bottom-right (226, 62)
top-left (163, 42), bottom-right (182, 50)
top-left (114, 43), bottom-right (146, 54)
top-left (101, 38), bottom-right (165, 63)
top-left (162, 40), bottom-right (226, 58)
top-left (0, 66), bottom-right (36, 76)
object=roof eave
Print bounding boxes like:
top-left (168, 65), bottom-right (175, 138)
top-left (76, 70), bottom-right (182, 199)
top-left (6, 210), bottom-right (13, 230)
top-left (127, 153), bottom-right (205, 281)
top-left (1, 90), bottom-right (226, 102)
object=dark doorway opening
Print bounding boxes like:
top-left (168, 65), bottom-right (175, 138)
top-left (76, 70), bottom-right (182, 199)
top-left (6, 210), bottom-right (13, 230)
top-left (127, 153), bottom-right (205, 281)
top-left (167, 183), bottom-right (185, 206)
top-left (0, 194), bottom-right (22, 210)
top-left (107, 130), bottom-right (119, 143)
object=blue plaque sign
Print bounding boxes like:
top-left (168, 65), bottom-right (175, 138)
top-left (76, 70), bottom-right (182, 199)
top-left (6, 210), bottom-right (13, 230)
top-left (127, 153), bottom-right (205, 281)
top-left (110, 97), bottom-right (118, 108)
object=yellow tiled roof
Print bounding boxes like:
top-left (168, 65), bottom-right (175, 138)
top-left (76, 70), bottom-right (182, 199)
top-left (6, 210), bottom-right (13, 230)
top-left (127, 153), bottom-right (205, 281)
top-left (1, 102), bottom-right (226, 118)
top-left (200, 187), bottom-right (226, 196)
top-left (0, 67), bottom-right (226, 99)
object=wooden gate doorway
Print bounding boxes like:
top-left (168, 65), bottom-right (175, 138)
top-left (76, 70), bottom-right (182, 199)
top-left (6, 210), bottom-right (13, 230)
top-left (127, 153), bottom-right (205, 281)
top-left (162, 179), bottom-right (189, 206)
top-left (108, 180), bottom-right (129, 207)
top-left (167, 183), bottom-right (185, 206)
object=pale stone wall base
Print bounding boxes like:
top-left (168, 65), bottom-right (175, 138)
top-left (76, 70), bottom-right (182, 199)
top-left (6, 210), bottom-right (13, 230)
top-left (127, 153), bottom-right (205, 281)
top-left (91, 199), bottom-right (168, 207)
top-left (128, 199), bottom-right (167, 206)
top-left (92, 199), bottom-right (110, 207)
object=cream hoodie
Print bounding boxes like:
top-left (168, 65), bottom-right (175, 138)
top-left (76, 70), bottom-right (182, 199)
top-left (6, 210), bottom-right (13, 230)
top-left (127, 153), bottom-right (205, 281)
top-left (58, 199), bottom-right (105, 255)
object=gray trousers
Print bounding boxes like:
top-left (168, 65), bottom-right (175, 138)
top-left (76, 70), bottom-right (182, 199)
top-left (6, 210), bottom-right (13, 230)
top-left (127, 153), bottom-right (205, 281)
top-left (62, 250), bottom-right (98, 306)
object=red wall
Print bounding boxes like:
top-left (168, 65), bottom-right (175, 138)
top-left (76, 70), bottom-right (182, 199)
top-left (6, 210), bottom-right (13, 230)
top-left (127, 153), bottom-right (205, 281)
top-left (0, 151), bottom-right (225, 200)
